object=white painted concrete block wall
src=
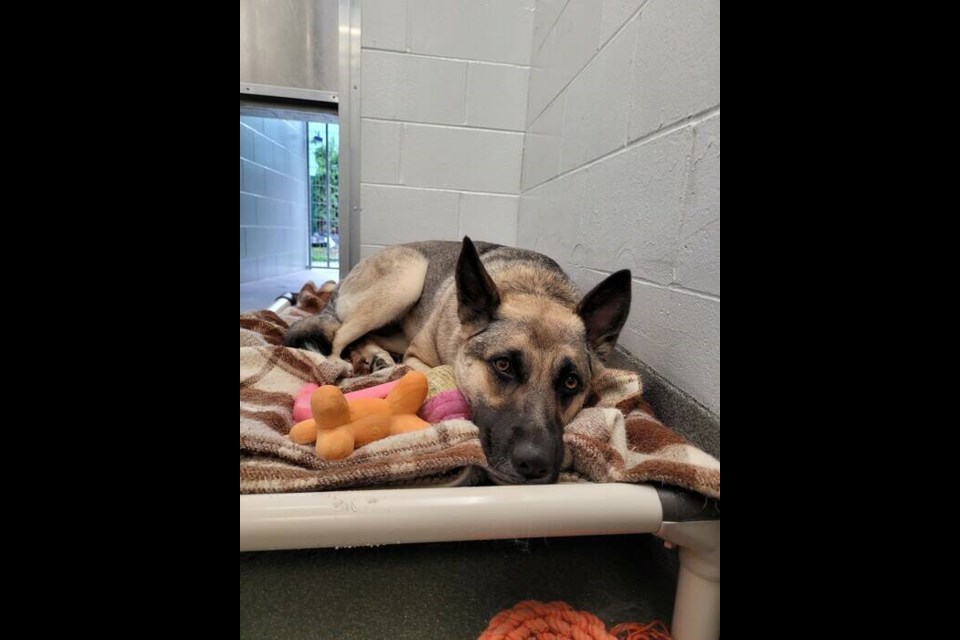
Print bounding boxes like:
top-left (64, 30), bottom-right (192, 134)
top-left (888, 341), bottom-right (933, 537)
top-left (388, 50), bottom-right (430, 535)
top-left (357, 0), bottom-right (720, 414)
top-left (519, 0), bottom-right (721, 415)
top-left (358, 0), bottom-right (535, 258)
top-left (240, 116), bottom-right (309, 283)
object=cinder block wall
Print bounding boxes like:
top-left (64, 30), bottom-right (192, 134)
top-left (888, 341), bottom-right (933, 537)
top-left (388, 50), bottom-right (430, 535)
top-left (357, 0), bottom-right (720, 416)
top-left (358, 0), bottom-right (535, 259)
top-left (518, 0), bottom-right (720, 415)
top-left (240, 116), bottom-right (309, 283)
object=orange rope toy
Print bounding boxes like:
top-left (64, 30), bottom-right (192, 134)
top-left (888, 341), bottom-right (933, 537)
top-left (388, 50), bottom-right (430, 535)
top-left (478, 600), bottom-right (673, 640)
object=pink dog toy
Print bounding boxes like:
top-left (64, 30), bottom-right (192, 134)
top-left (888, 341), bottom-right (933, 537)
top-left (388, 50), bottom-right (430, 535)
top-left (293, 380), bottom-right (401, 422)
top-left (292, 367), bottom-right (472, 424)
top-left (419, 389), bottom-right (472, 423)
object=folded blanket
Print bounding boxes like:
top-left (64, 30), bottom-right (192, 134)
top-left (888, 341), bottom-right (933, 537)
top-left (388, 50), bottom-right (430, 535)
top-left (240, 286), bottom-right (720, 498)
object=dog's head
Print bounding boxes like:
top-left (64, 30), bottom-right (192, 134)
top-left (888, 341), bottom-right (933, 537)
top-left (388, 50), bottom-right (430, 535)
top-left (453, 238), bottom-right (631, 484)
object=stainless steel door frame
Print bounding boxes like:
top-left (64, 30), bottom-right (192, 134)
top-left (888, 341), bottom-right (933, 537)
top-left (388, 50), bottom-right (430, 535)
top-left (240, 83), bottom-right (339, 104)
top-left (338, 0), bottom-right (361, 277)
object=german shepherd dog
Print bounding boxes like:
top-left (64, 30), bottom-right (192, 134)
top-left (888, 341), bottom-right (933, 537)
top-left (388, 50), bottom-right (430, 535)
top-left (284, 238), bottom-right (631, 484)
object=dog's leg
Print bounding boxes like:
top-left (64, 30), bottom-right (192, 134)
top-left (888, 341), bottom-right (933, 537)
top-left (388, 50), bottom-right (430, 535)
top-left (365, 331), bottom-right (410, 356)
top-left (327, 323), bottom-right (394, 374)
top-left (353, 339), bottom-right (397, 373)
top-left (400, 354), bottom-right (433, 374)
top-left (325, 247), bottom-right (429, 374)
top-left (354, 329), bottom-right (411, 373)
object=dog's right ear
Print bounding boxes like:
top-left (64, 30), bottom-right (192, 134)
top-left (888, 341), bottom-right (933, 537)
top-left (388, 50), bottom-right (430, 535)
top-left (456, 236), bottom-right (500, 328)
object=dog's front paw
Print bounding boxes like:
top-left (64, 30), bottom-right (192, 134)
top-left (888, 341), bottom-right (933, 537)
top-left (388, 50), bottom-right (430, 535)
top-left (327, 355), bottom-right (355, 377)
top-left (371, 352), bottom-right (396, 372)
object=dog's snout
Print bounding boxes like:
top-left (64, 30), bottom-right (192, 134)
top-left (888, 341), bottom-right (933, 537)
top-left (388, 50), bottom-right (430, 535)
top-left (511, 442), bottom-right (552, 481)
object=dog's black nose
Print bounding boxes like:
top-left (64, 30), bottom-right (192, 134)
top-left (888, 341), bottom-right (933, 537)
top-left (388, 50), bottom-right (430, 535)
top-left (511, 443), bottom-right (552, 481)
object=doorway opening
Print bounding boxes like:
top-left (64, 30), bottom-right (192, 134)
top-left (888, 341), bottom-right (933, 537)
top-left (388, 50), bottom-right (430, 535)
top-left (240, 98), bottom-right (340, 311)
top-left (309, 122), bottom-right (339, 270)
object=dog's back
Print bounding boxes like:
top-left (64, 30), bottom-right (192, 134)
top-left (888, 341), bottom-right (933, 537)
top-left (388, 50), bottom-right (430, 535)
top-left (399, 240), bottom-right (577, 330)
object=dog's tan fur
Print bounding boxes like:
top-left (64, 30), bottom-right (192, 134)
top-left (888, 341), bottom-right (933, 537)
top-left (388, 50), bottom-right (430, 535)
top-left (285, 238), bottom-right (631, 484)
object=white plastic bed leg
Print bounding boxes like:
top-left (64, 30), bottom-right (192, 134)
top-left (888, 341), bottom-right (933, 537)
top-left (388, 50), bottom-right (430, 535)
top-left (657, 520), bottom-right (720, 640)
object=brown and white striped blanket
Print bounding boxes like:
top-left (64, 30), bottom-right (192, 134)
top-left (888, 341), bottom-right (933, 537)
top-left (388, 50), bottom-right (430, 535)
top-left (240, 285), bottom-right (720, 498)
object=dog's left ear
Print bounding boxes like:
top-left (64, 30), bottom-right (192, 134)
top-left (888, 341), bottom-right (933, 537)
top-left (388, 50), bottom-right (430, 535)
top-left (456, 236), bottom-right (501, 329)
top-left (578, 270), bottom-right (632, 361)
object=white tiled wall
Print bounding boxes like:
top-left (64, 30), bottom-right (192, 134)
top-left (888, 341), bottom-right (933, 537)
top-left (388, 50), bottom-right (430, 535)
top-left (240, 116), bottom-right (309, 283)
top-left (519, 0), bottom-right (721, 415)
top-left (358, 0), bottom-right (535, 257)
top-left (406, 0), bottom-right (536, 65)
top-left (358, 0), bottom-right (720, 415)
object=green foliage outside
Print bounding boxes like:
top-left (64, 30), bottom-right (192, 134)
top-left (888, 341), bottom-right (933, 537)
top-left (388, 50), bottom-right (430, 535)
top-left (309, 122), bottom-right (340, 268)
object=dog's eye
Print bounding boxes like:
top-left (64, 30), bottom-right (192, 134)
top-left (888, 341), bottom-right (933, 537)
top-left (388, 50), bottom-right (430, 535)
top-left (493, 358), bottom-right (512, 374)
top-left (563, 374), bottom-right (582, 393)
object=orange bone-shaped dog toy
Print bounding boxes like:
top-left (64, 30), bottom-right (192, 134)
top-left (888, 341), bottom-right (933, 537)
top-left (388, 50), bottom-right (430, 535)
top-left (288, 370), bottom-right (431, 460)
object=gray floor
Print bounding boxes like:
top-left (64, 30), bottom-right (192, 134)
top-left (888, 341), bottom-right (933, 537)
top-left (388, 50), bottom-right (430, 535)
top-left (240, 534), bottom-right (679, 639)
top-left (241, 268), bottom-right (339, 313)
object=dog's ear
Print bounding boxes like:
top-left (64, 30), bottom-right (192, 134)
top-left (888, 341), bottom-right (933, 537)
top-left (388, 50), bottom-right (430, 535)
top-left (456, 236), bottom-right (501, 328)
top-left (577, 270), bottom-right (632, 361)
